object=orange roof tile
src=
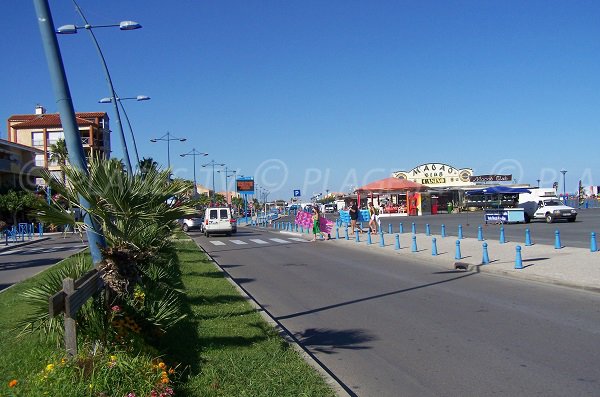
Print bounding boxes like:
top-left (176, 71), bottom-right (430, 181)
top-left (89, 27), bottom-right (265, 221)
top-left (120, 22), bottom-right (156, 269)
top-left (9, 112), bottom-right (107, 129)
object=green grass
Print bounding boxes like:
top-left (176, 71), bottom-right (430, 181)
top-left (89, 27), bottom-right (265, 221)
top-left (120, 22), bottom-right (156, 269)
top-left (0, 238), bottom-right (336, 396)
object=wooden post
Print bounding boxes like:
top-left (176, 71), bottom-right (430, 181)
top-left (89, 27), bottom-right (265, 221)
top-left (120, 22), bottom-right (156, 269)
top-left (62, 277), bottom-right (77, 357)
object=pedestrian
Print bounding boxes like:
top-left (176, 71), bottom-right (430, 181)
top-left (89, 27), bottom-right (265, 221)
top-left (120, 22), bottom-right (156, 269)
top-left (312, 206), bottom-right (326, 241)
top-left (349, 200), bottom-right (359, 235)
top-left (368, 202), bottom-right (378, 233)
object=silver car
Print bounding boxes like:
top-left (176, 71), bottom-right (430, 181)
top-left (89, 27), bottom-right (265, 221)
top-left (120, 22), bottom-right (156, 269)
top-left (178, 216), bottom-right (204, 232)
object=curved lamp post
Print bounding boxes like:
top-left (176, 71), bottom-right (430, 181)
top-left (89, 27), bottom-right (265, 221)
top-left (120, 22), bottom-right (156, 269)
top-left (150, 132), bottom-right (186, 175)
top-left (33, 0), bottom-right (106, 264)
top-left (202, 160), bottom-right (225, 204)
top-left (180, 149), bottom-right (208, 198)
top-left (99, 95), bottom-right (150, 168)
top-left (57, 0), bottom-right (142, 175)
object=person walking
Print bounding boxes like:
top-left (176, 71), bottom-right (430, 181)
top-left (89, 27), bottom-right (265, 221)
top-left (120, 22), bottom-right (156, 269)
top-left (312, 206), bottom-right (326, 241)
top-left (368, 202), bottom-right (378, 233)
top-left (349, 200), bottom-right (359, 235)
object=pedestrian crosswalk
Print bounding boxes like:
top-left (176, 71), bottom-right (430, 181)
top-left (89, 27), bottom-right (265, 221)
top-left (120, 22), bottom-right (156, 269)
top-left (208, 237), bottom-right (308, 247)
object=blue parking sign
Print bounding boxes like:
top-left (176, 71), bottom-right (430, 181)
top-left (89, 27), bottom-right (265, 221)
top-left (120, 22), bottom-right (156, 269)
top-left (293, 189), bottom-right (301, 197)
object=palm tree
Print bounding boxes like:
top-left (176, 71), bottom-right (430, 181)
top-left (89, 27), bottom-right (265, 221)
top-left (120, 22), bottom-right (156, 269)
top-left (49, 138), bottom-right (68, 184)
top-left (138, 157), bottom-right (159, 178)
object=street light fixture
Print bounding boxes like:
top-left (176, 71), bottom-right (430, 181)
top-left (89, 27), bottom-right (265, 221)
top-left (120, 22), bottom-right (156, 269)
top-left (56, 0), bottom-right (142, 175)
top-left (202, 160), bottom-right (225, 203)
top-left (560, 170), bottom-right (567, 198)
top-left (180, 149), bottom-right (208, 198)
top-left (150, 132), bottom-right (186, 171)
top-left (99, 95), bottom-right (150, 168)
top-left (217, 167), bottom-right (237, 205)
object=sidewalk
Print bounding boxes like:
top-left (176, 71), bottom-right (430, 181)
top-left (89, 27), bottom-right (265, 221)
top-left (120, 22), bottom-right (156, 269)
top-left (0, 235), bottom-right (50, 252)
top-left (279, 226), bottom-right (600, 294)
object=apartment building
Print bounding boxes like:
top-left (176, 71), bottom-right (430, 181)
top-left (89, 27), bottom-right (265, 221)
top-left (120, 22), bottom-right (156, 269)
top-left (0, 139), bottom-right (42, 190)
top-left (6, 105), bottom-right (110, 184)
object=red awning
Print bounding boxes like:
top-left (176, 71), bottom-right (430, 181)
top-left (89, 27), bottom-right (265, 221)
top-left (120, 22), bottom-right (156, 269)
top-left (356, 177), bottom-right (427, 193)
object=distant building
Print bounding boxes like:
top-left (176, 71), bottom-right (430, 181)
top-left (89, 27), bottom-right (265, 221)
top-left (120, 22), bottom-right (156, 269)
top-left (6, 105), bottom-right (110, 185)
top-left (0, 139), bottom-right (43, 190)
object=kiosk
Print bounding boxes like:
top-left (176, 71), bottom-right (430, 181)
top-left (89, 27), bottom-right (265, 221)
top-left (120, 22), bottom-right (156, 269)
top-left (465, 186), bottom-right (531, 224)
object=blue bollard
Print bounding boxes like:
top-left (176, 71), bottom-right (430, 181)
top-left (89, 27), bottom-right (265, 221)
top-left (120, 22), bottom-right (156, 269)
top-left (411, 235), bottom-right (418, 252)
top-left (482, 242), bottom-right (490, 264)
top-left (367, 230), bottom-right (372, 245)
top-left (515, 245), bottom-right (523, 269)
top-left (458, 224), bottom-right (463, 239)
top-left (591, 232), bottom-right (597, 252)
top-left (379, 231), bottom-right (385, 247)
top-left (411, 222), bottom-right (416, 234)
top-left (38, 222), bottom-right (43, 237)
top-left (356, 231), bottom-right (360, 243)
top-left (455, 240), bottom-right (462, 260)
top-left (395, 234), bottom-right (400, 250)
top-left (425, 224), bottom-right (430, 236)
top-left (399, 223), bottom-right (404, 234)
top-left (431, 237), bottom-right (438, 256)
top-left (554, 229), bottom-right (562, 249)
top-left (525, 228), bottom-right (532, 246)
top-left (388, 223), bottom-right (392, 234)
top-left (477, 226), bottom-right (483, 241)
top-left (345, 227), bottom-right (349, 240)
top-left (499, 226), bottom-right (505, 244)
top-left (441, 224), bottom-right (446, 238)
top-left (336, 227), bottom-right (340, 240)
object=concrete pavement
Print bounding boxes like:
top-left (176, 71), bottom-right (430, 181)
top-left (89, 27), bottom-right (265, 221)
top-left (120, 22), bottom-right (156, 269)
top-left (275, 224), bottom-right (600, 294)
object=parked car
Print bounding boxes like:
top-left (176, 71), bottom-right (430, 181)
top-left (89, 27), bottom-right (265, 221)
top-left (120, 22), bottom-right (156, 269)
top-left (204, 207), bottom-right (234, 237)
top-left (324, 203), bottom-right (337, 213)
top-left (178, 215), bottom-right (204, 232)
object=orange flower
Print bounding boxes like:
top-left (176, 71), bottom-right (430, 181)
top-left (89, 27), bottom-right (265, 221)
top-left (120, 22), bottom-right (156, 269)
top-left (158, 362), bottom-right (166, 369)
top-left (161, 377), bottom-right (170, 384)
top-left (8, 379), bottom-right (18, 388)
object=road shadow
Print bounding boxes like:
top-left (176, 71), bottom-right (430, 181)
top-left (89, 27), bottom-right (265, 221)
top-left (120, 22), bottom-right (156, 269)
top-left (294, 328), bottom-right (376, 354)
top-left (0, 258), bottom-right (58, 271)
top-left (523, 257), bottom-right (549, 262)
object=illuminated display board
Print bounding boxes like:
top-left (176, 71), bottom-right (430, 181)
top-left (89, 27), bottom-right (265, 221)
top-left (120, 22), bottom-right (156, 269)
top-left (236, 178), bottom-right (255, 194)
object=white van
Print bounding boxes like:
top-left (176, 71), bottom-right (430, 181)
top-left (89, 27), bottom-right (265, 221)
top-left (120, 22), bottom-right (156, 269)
top-left (204, 207), bottom-right (233, 237)
top-left (518, 188), bottom-right (577, 223)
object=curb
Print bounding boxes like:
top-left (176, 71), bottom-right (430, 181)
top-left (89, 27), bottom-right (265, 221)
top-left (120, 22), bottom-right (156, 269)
top-left (0, 237), bottom-right (50, 252)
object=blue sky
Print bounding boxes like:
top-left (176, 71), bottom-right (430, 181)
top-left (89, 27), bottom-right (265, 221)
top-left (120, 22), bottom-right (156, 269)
top-left (3, 1), bottom-right (600, 199)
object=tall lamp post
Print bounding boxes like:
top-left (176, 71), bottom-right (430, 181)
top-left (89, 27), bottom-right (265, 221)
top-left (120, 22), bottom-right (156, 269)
top-left (150, 132), bottom-right (186, 174)
top-left (560, 170), bottom-right (567, 198)
top-left (202, 160), bottom-right (225, 204)
top-left (56, 1), bottom-right (141, 175)
top-left (536, 179), bottom-right (540, 188)
top-left (99, 95), bottom-right (150, 168)
top-left (33, 0), bottom-right (106, 264)
top-left (180, 149), bottom-right (208, 198)
top-left (217, 167), bottom-right (237, 205)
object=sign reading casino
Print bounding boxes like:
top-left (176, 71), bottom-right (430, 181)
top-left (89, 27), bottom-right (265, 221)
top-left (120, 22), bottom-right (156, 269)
top-left (392, 163), bottom-right (475, 187)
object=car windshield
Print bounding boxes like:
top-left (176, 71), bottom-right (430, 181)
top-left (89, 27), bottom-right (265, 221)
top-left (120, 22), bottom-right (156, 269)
top-left (544, 200), bottom-right (562, 206)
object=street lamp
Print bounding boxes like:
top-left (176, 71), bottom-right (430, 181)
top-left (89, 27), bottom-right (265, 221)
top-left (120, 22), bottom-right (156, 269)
top-left (150, 132), bottom-right (186, 172)
top-left (536, 179), bottom-right (540, 188)
top-left (56, 1), bottom-right (142, 175)
top-left (217, 167), bottom-right (237, 205)
top-left (180, 149), bottom-right (208, 198)
top-left (99, 95), bottom-right (150, 168)
top-left (560, 170), bottom-right (567, 198)
top-left (33, 0), bottom-right (106, 264)
top-left (202, 160), bottom-right (225, 203)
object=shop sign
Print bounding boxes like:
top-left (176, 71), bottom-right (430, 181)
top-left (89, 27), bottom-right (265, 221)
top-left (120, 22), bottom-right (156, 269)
top-left (470, 174), bottom-right (512, 183)
top-left (393, 163), bottom-right (474, 187)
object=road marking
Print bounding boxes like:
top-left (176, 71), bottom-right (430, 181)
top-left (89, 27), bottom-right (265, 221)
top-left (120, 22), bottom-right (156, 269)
top-left (269, 238), bottom-right (289, 244)
top-left (229, 240), bottom-right (247, 245)
top-left (249, 239), bottom-right (269, 244)
top-left (209, 241), bottom-right (226, 246)
top-left (288, 237), bottom-right (308, 242)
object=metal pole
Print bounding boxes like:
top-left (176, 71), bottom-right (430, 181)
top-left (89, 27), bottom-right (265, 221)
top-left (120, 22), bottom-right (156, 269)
top-left (117, 99), bottom-right (140, 167)
top-left (33, 0), bottom-right (105, 264)
top-left (71, 0), bottom-right (132, 175)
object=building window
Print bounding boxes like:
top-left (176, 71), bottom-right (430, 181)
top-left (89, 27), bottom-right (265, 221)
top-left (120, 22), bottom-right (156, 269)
top-left (32, 131), bottom-right (44, 147)
top-left (47, 131), bottom-right (65, 146)
top-left (35, 153), bottom-right (46, 167)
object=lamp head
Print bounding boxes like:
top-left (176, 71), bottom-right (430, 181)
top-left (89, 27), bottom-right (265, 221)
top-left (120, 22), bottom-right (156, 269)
top-left (136, 95), bottom-right (150, 101)
top-left (150, 139), bottom-right (157, 143)
top-left (56, 24), bottom-right (78, 34)
top-left (98, 97), bottom-right (112, 103)
top-left (119, 21), bottom-right (142, 30)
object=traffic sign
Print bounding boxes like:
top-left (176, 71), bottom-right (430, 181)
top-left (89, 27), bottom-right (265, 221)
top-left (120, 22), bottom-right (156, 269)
top-left (293, 189), bottom-right (301, 197)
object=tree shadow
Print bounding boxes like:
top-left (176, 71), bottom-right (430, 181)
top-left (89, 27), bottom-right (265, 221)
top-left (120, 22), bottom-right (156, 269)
top-left (294, 328), bottom-right (376, 354)
top-left (0, 258), bottom-right (59, 271)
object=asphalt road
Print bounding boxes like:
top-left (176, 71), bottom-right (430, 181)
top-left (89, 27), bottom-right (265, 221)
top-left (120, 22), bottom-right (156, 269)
top-left (0, 235), bottom-right (87, 291)
top-left (191, 227), bottom-right (600, 397)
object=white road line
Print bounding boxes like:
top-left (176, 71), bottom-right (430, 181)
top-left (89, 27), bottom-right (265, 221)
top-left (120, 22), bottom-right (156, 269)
top-left (269, 238), bottom-right (289, 244)
top-left (288, 237), bottom-right (308, 242)
top-left (209, 241), bottom-right (226, 246)
top-left (229, 240), bottom-right (247, 245)
top-left (249, 239), bottom-right (269, 244)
